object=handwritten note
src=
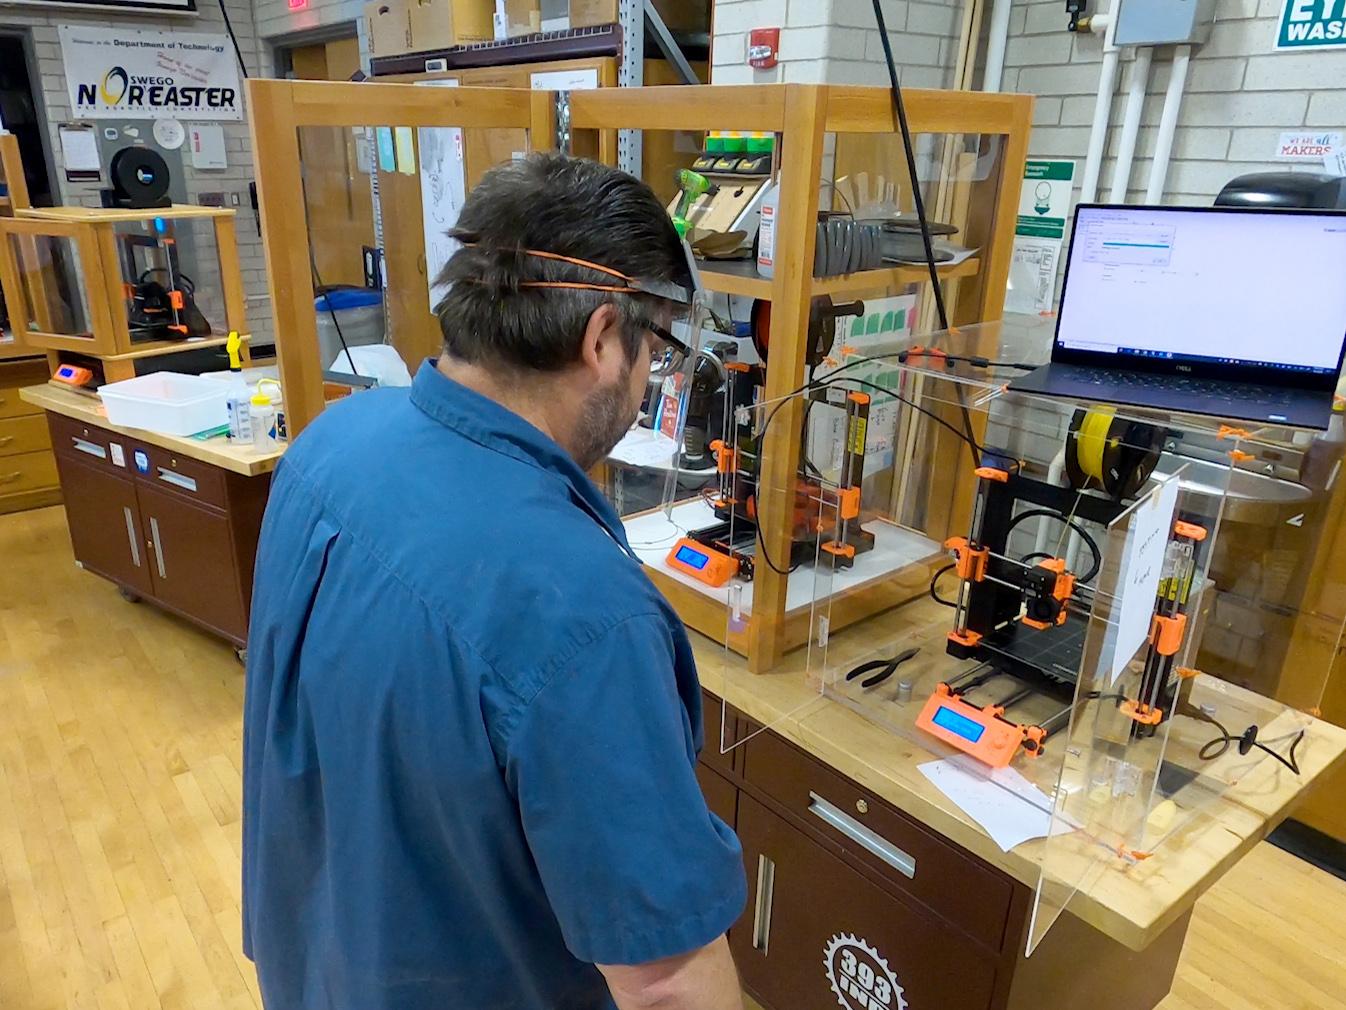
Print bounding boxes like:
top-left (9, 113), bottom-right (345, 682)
top-left (1107, 475), bottom-right (1180, 684)
top-left (919, 757), bottom-right (1075, 852)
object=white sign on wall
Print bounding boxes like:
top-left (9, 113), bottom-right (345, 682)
top-left (59, 26), bottom-right (242, 121)
top-left (1276, 131), bottom-right (1343, 161)
top-left (416, 80), bottom-right (467, 314)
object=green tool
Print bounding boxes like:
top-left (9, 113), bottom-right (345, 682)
top-left (672, 169), bottom-right (720, 238)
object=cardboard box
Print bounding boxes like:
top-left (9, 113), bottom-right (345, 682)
top-left (408, 0), bottom-right (496, 50)
top-left (505, 0), bottom-right (542, 36)
top-left (569, 0), bottom-right (617, 29)
top-left (365, 0), bottom-right (414, 58)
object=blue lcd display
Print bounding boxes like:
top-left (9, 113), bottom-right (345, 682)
top-left (675, 545), bottom-right (711, 570)
top-left (932, 705), bottom-right (986, 743)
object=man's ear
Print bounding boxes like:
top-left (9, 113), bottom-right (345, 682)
top-left (578, 303), bottom-right (631, 382)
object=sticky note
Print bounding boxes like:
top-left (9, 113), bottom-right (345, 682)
top-left (394, 127), bottom-right (416, 175)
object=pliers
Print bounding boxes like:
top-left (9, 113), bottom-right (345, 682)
top-left (844, 646), bottom-right (921, 690)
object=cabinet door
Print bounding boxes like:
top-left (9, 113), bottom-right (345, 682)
top-left (55, 453), bottom-right (153, 597)
top-left (732, 795), bottom-right (997, 1010)
top-left (136, 483), bottom-right (247, 643)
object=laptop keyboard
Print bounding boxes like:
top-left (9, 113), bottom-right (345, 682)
top-left (1072, 368), bottom-right (1288, 406)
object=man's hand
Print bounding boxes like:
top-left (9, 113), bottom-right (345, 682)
top-left (598, 934), bottom-right (743, 1010)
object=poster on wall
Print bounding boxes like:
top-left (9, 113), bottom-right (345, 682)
top-left (1276, 131), bottom-right (1342, 160)
top-left (59, 25), bottom-right (242, 121)
top-left (416, 80), bottom-right (467, 314)
top-left (1275, 0), bottom-right (1346, 50)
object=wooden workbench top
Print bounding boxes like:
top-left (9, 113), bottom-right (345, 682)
top-left (691, 600), bottom-right (1346, 953)
top-left (19, 383), bottom-right (282, 477)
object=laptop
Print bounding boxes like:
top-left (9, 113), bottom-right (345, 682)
top-left (1009, 204), bottom-right (1346, 430)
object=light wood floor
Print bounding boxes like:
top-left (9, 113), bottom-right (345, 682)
top-left (2, 505), bottom-right (1344, 1010)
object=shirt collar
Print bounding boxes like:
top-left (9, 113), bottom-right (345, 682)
top-left (409, 360), bottom-right (635, 558)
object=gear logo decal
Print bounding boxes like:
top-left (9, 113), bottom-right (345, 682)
top-left (823, 933), bottom-right (907, 1010)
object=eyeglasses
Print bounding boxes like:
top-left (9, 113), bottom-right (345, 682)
top-left (642, 319), bottom-right (693, 377)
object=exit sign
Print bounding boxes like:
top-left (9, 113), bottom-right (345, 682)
top-left (287, 0), bottom-right (307, 9)
top-left (1276, 0), bottom-right (1346, 50)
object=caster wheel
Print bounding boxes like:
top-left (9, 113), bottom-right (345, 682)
top-left (235, 647), bottom-right (248, 665)
top-left (118, 587), bottom-right (141, 603)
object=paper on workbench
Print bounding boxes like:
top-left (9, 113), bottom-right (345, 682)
top-left (919, 757), bottom-right (1077, 852)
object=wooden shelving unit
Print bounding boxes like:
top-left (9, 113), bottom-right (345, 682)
top-left (246, 79), bottom-right (1033, 673)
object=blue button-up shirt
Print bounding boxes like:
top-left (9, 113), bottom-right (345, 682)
top-left (242, 360), bottom-right (746, 1010)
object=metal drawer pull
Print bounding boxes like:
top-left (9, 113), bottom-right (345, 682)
top-left (157, 468), bottom-right (197, 493)
top-left (809, 792), bottom-right (916, 879)
top-left (0, 471), bottom-right (19, 485)
top-left (752, 854), bottom-right (776, 954)
top-left (72, 437), bottom-right (107, 459)
top-left (149, 517), bottom-right (166, 578)
top-left (123, 507), bottom-right (141, 568)
top-left (0, 435), bottom-right (14, 448)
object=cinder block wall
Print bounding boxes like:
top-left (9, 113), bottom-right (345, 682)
top-left (1003, 0), bottom-right (1346, 205)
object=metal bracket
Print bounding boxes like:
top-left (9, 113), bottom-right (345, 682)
top-left (643, 0), bottom-right (699, 85)
top-left (617, 0), bottom-right (644, 176)
top-left (554, 90), bottom-right (573, 156)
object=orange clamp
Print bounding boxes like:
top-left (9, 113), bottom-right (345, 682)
top-left (1218, 424), bottom-right (1252, 440)
top-left (821, 541), bottom-right (857, 559)
top-left (835, 486), bottom-right (861, 521)
top-left (1173, 520), bottom-right (1207, 542)
top-left (974, 466), bottom-right (1009, 483)
top-left (847, 391), bottom-right (871, 406)
top-left (1119, 699), bottom-right (1164, 725)
top-left (944, 536), bottom-right (989, 582)
top-left (709, 439), bottom-right (736, 475)
top-left (169, 290), bottom-right (185, 310)
top-left (1175, 666), bottom-right (1200, 680)
top-left (1148, 613), bottom-right (1188, 657)
top-left (947, 628), bottom-right (983, 648)
top-left (168, 324), bottom-right (188, 334)
top-left (1229, 449), bottom-right (1255, 463)
top-left (726, 361), bottom-right (752, 373)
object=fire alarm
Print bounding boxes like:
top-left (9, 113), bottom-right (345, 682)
top-left (747, 28), bottom-right (780, 70)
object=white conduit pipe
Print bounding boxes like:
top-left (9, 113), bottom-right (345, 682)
top-left (1146, 44), bottom-right (1193, 204)
top-left (1108, 46), bottom-right (1153, 203)
top-left (983, 0), bottom-right (1015, 94)
top-left (1079, 5), bottom-right (1120, 204)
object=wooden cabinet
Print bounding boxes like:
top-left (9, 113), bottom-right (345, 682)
top-left (0, 357), bottom-right (60, 514)
top-left (696, 690), bottom-right (1192, 1010)
top-left (46, 412), bottom-right (269, 648)
top-left (56, 453), bottom-right (154, 598)
top-left (733, 793), bottom-right (1000, 1010)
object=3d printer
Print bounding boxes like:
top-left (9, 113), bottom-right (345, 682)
top-left (914, 406), bottom-right (1207, 768)
top-left (665, 297), bottom-right (872, 587)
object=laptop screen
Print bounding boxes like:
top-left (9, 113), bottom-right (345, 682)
top-left (1055, 205), bottom-right (1346, 381)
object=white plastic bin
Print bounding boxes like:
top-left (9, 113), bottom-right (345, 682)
top-left (99, 372), bottom-right (231, 436)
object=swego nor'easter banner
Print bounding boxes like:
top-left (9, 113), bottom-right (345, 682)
top-left (59, 25), bottom-right (242, 121)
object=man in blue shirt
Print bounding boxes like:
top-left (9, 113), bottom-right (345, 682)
top-left (243, 154), bottom-right (746, 1009)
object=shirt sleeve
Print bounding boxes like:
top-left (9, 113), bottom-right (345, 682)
top-left (504, 613), bottom-right (747, 966)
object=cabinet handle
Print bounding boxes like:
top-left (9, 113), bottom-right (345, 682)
top-left (123, 506), bottom-right (141, 568)
top-left (157, 468), bottom-right (197, 493)
top-left (0, 436), bottom-right (13, 448)
top-left (0, 471), bottom-right (19, 485)
top-left (751, 854), bottom-right (775, 954)
top-left (808, 792), bottom-right (916, 880)
top-left (149, 517), bottom-right (166, 579)
top-left (71, 436), bottom-right (107, 460)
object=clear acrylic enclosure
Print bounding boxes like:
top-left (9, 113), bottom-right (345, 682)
top-left (680, 317), bottom-right (1342, 955)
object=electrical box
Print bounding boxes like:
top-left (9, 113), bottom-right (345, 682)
top-left (1113, 0), bottom-right (1215, 46)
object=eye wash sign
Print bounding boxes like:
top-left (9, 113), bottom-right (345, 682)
top-left (1277, 0), bottom-right (1346, 50)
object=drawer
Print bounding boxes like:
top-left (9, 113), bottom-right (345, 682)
top-left (733, 794), bottom-right (998, 1010)
top-left (743, 729), bottom-right (1014, 951)
top-left (0, 386), bottom-right (40, 420)
top-left (132, 442), bottom-right (228, 511)
top-left (0, 414), bottom-right (51, 457)
top-left (0, 449), bottom-right (60, 495)
top-left (48, 412), bottom-right (124, 471)
top-left (700, 688), bottom-right (737, 777)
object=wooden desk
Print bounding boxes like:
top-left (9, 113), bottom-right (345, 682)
top-left (690, 601), bottom-right (1346, 1010)
top-left (19, 383), bottom-right (280, 650)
